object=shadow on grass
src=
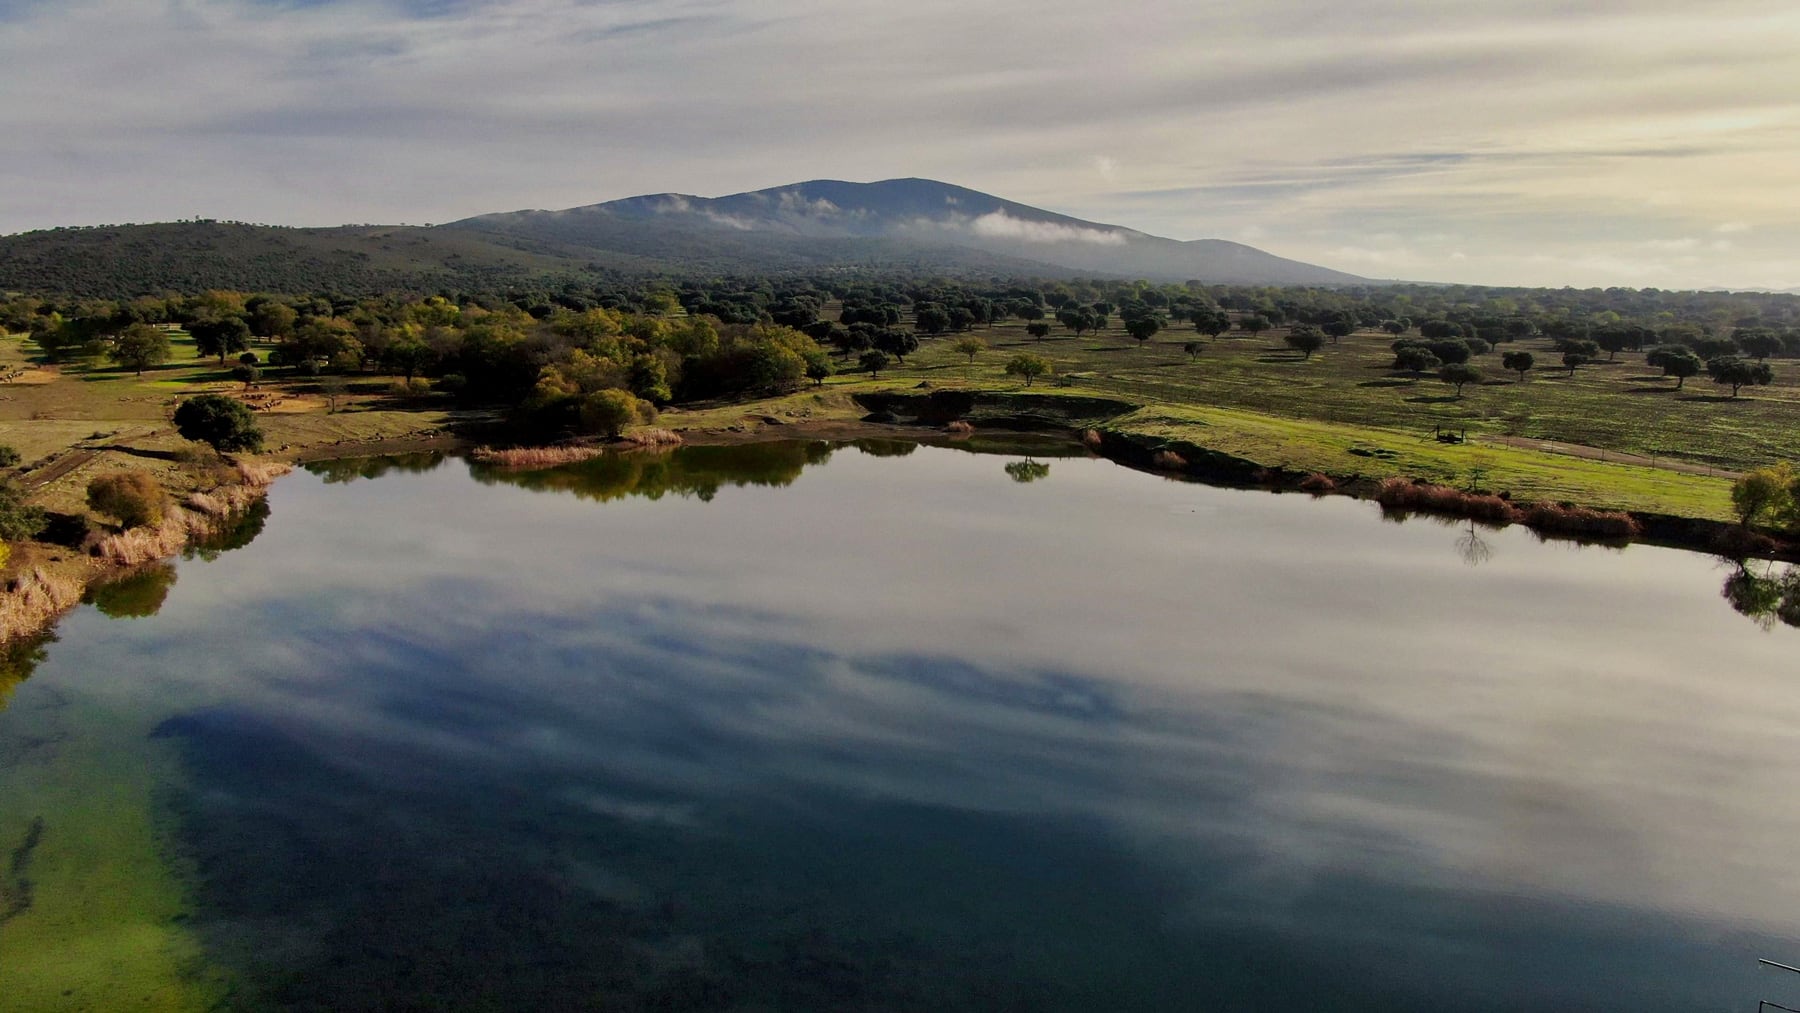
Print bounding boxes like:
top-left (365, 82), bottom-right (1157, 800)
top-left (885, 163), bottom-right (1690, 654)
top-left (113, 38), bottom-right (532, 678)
top-left (1624, 386), bottom-right (1677, 394)
top-left (1404, 395), bottom-right (1462, 404)
top-left (1359, 378), bottom-right (1415, 388)
top-left (109, 446), bottom-right (181, 461)
top-left (1677, 394), bottom-right (1747, 403)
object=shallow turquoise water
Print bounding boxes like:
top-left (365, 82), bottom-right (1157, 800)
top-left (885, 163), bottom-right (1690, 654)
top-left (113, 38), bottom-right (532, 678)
top-left (3, 439), bottom-right (1799, 1010)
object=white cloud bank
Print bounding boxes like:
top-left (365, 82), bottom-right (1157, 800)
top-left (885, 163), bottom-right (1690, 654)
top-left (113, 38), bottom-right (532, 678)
top-left (968, 211), bottom-right (1126, 246)
top-left (0, 0), bottom-right (1798, 287)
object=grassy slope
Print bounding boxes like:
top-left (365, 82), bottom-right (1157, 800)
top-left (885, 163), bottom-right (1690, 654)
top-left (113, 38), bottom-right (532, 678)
top-left (0, 331), bottom-right (458, 515)
top-left (774, 316), bottom-right (1793, 521)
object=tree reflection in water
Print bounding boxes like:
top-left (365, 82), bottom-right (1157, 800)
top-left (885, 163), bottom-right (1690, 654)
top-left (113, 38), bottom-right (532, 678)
top-left (1721, 560), bottom-right (1800, 631)
top-left (1004, 460), bottom-right (1051, 484)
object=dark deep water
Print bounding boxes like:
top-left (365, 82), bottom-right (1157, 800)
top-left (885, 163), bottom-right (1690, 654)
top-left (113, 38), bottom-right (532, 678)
top-left (3, 439), bottom-right (1799, 1011)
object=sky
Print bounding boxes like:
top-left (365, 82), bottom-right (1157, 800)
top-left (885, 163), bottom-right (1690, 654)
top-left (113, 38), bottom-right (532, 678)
top-left (1, 0), bottom-right (1797, 289)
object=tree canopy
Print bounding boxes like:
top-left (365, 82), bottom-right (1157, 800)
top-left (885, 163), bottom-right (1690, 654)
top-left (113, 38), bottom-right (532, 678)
top-left (172, 394), bottom-right (264, 453)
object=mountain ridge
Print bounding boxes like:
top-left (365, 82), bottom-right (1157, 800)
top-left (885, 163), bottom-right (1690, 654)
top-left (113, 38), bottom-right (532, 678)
top-left (451, 177), bottom-right (1367, 286)
top-left (0, 178), bottom-right (1369, 297)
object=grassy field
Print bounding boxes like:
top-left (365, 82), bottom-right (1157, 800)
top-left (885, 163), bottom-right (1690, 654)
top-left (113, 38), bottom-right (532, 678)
top-left (0, 314), bottom-right (1786, 524)
top-left (0, 331), bottom-right (460, 514)
top-left (884, 317), bottom-right (1797, 473)
top-left (734, 314), bottom-right (1798, 521)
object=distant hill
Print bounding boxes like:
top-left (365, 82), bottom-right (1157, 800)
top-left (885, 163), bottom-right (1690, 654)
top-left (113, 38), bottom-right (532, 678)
top-left (451, 178), bottom-right (1368, 286)
top-left (0, 178), bottom-right (1367, 297)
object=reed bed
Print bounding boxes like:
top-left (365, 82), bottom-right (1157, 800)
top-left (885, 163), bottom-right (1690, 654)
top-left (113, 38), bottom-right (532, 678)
top-left (1375, 477), bottom-right (1643, 540)
top-left (620, 428), bottom-right (684, 448)
top-left (469, 446), bottom-right (605, 469)
top-left (0, 567), bottom-right (85, 641)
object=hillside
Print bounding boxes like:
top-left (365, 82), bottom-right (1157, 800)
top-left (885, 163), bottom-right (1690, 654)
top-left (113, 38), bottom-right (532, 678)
top-left (453, 178), bottom-right (1368, 286)
top-left (0, 179), bottom-right (1369, 297)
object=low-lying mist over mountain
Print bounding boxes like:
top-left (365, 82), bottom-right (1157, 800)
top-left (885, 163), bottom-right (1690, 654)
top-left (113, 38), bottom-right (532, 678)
top-left (0, 178), bottom-right (1367, 297)
top-left (452, 178), bottom-right (1367, 286)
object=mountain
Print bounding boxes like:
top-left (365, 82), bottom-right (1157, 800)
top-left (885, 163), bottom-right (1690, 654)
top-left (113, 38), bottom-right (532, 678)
top-left (449, 178), bottom-right (1367, 286)
top-left (0, 179), bottom-right (1367, 298)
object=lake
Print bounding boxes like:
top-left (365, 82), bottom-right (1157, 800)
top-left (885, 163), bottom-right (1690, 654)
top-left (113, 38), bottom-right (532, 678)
top-left (2, 438), bottom-right (1798, 1011)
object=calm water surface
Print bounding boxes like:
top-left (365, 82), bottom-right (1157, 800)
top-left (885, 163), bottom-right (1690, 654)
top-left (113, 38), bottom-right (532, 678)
top-left (2, 439), bottom-right (1798, 1011)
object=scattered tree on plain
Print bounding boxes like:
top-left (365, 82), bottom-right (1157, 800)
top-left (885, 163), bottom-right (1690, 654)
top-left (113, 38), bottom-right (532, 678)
top-left (1004, 353), bottom-right (1050, 387)
top-left (1501, 350), bottom-right (1534, 381)
top-left (189, 317), bottom-right (252, 365)
top-left (173, 394), bottom-right (263, 452)
top-left (1284, 325), bottom-right (1326, 359)
top-left (1708, 356), bottom-right (1774, 397)
top-left (1395, 346), bottom-right (1441, 378)
top-left (1439, 362), bottom-right (1482, 397)
top-left (108, 323), bottom-right (171, 376)
top-left (1124, 316), bottom-right (1162, 348)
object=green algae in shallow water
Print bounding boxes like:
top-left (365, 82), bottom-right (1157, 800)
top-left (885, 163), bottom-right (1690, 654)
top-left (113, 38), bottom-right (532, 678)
top-left (0, 691), bottom-right (230, 1012)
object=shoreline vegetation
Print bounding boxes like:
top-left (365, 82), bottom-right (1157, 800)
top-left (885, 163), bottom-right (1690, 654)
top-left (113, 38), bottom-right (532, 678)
top-left (0, 276), bottom-right (1797, 646)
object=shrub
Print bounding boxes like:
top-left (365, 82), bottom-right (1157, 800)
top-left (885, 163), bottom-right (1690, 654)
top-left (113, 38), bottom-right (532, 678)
top-left (388, 377), bottom-right (433, 400)
top-left (1151, 449), bottom-right (1188, 471)
top-left (87, 470), bottom-right (167, 529)
top-left (1297, 472), bottom-right (1337, 494)
top-left (578, 389), bottom-right (645, 437)
top-left (1375, 479), bottom-right (1519, 525)
top-left (1519, 502), bottom-right (1641, 541)
top-left (0, 480), bottom-right (46, 541)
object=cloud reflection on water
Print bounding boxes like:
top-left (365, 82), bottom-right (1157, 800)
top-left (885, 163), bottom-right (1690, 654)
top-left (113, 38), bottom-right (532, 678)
top-left (18, 442), bottom-right (1800, 1007)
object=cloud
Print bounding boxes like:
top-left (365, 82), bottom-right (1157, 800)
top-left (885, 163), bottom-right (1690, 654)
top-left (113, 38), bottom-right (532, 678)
top-left (966, 210), bottom-right (1126, 246)
top-left (0, 0), bottom-right (1797, 286)
top-left (775, 190), bottom-right (839, 216)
